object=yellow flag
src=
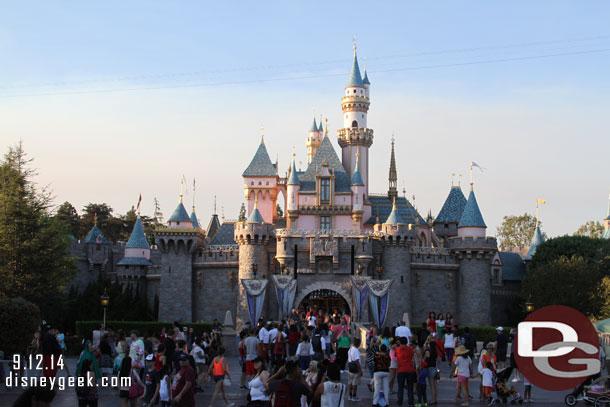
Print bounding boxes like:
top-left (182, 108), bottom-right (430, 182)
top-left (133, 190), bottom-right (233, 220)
top-left (537, 199), bottom-right (546, 204)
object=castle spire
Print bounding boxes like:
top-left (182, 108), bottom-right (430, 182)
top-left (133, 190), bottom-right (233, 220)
top-left (346, 42), bottom-right (364, 88)
top-left (388, 136), bottom-right (398, 200)
top-left (384, 197), bottom-right (403, 226)
top-left (351, 151), bottom-right (364, 186)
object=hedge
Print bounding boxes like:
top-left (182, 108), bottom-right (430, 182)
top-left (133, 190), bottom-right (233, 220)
top-left (409, 326), bottom-right (511, 343)
top-left (0, 298), bottom-right (41, 354)
top-left (75, 321), bottom-right (213, 338)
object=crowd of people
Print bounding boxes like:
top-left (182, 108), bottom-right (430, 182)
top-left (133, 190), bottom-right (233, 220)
top-left (5, 310), bottom-right (551, 407)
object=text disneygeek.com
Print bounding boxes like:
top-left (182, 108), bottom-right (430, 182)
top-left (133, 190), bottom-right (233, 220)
top-left (5, 375), bottom-right (131, 391)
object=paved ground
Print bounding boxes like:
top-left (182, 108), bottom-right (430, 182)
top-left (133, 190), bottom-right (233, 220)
top-left (0, 356), bottom-right (569, 406)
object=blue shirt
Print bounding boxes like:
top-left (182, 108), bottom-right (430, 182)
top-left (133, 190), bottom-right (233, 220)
top-left (418, 369), bottom-right (428, 385)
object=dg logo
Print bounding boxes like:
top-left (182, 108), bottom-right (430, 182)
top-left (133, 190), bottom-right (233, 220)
top-left (515, 305), bottom-right (601, 391)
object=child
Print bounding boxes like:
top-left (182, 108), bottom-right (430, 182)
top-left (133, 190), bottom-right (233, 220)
top-left (416, 361), bottom-right (428, 407)
top-left (523, 376), bottom-right (532, 403)
top-left (480, 362), bottom-right (494, 402)
top-left (159, 365), bottom-right (172, 407)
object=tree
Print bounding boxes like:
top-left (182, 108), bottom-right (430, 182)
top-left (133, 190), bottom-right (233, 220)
top-left (521, 256), bottom-right (610, 319)
top-left (55, 201), bottom-right (80, 237)
top-left (238, 203), bottom-right (246, 222)
top-left (530, 235), bottom-right (610, 274)
top-left (276, 204), bottom-right (284, 217)
top-left (0, 297), bottom-right (40, 354)
top-left (496, 213), bottom-right (541, 250)
top-left (574, 221), bottom-right (605, 239)
top-left (0, 143), bottom-right (75, 305)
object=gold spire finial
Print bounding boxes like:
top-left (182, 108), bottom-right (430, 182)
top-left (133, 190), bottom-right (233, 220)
top-left (324, 118), bottom-right (328, 137)
top-left (192, 178), bottom-right (196, 210)
top-left (94, 213), bottom-right (98, 226)
top-left (260, 126), bottom-right (264, 144)
top-left (180, 176), bottom-right (185, 203)
top-left (353, 35), bottom-right (357, 55)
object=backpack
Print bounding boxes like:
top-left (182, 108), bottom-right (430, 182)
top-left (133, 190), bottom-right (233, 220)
top-left (375, 352), bottom-right (391, 371)
top-left (312, 335), bottom-right (322, 353)
top-left (274, 379), bottom-right (297, 407)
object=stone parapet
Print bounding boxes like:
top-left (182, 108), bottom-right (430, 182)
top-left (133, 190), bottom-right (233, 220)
top-left (337, 128), bottom-right (374, 148)
top-left (234, 221), bottom-right (274, 245)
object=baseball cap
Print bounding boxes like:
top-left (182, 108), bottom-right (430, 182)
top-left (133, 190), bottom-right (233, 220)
top-left (178, 353), bottom-right (189, 361)
top-left (146, 354), bottom-right (154, 361)
top-left (496, 326), bottom-right (504, 331)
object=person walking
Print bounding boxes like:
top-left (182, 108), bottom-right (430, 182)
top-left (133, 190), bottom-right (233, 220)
top-left (118, 356), bottom-right (145, 407)
top-left (129, 331), bottom-right (145, 376)
top-left (423, 334), bottom-right (439, 405)
top-left (494, 327), bottom-right (508, 370)
top-left (296, 335), bottom-right (314, 371)
top-left (244, 328), bottom-right (261, 382)
top-left (373, 344), bottom-right (391, 407)
top-left (416, 361), bottom-right (428, 407)
top-left (143, 354), bottom-right (161, 406)
top-left (114, 330), bottom-right (128, 375)
top-left (207, 347), bottom-right (233, 407)
top-left (76, 359), bottom-right (99, 407)
top-left (173, 354), bottom-right (197, 407)
top-left (76, 331), bottom-right (101, 380)
top-left (443, 329), bottom-right (455, 367)
top-left (347, 338), bottom-right (362, 402)
top-left (450, 346), bottom-right (472, 406)
top-left (396, 337), bottom-right (416, 407)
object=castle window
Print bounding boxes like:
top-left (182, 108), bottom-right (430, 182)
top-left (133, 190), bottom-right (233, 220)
top-left (351, 120), bottom-right (358, 128)
top-left (320, 178), bottom-right (330, 203)
top-left (251, 181), bottom-right (254, 186)
top-left (353, 90), bottom-right (356, 94)
top-left (320, 216), bottom-right (330, 231)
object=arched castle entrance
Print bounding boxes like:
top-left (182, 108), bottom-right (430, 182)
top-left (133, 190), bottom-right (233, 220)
top-left (294, 282), bottom-right (353, 316)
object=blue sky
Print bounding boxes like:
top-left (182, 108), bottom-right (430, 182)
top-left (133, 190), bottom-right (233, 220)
top-left (1, 1), bottom-right (609, 238)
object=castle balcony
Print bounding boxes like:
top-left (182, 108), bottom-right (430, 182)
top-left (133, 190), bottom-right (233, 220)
top-left (340, 95), bottom-right (371, 112)
top-left (337, 128), bottom-right (374, 148)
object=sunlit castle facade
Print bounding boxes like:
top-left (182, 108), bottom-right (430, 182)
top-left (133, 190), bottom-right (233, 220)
top-left (68, 45), bottom-right (538, 331)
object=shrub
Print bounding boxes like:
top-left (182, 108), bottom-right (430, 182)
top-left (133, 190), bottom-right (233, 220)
top-left (75, 321), bottom-right (213, 338)
top-left (0, 297), bottom-right (41, 355)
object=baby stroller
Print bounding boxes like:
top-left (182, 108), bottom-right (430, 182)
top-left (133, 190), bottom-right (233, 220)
top-left (564, 375), bottom-right (610, 406)
top-left (488, 367), bottom-right (524, 405)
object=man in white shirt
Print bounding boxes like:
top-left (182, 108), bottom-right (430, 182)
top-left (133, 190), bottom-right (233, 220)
top-left (347, 338), bottom-right (362, 402)
top-left (190, 339), bottom-right (206, 389)
top-left (258, 321), bottom-right (271, 361)
top-left (395, 321), bottom-right (412, 345)
top-left (268, 324), bottom-right (279, 345)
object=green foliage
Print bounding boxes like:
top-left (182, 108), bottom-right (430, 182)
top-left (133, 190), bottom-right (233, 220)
top-left (0, 297), bottom-right (40, 354)
top-left (0, 143), bottom-right (75, 305)
top-left (55, 201), bottom-right (80, 237)
top-left (238, 203), bottom-right (246, 222)
top-left (79, 204), bottom-right (162, 243)
top-left (529, 235), bottom-right (610, 273)
top-left (76, 321), bottom-right (212, 337)
top-left (574, 221), bottom-right (605, 239)
top-left (276, 204), bottom-right (283, 218)
top-left (496, 213), bottom-right (541, 250)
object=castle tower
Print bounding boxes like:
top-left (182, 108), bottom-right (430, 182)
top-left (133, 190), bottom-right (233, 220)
top-left (234, 203), bottom-right (273, 332)
top-left (378, 198), bottom-right (414, 327)
top-left (388, 137), bottom-right (398, 200)
top-left (351, 153), bottom-right (365, 229)
top-left (117, 216), bottom-right (152, 298)
top-left (448, 182), bottom-right (494, 326)
top-left (286, 154), bottom-right (301, 229)
top-left (433, 185), bottom-right (468, 243)
top-left (243, 135), bottom-right (279, 223)
top-left (306, 116), bottom-right (324, 164)
top-left (604, 194), bottom-right (610, 239)
top-left (155, 191), bottom-right (204, 322)
top-left (190, 179), bottom-right (200, 229)
top-left (337, 45), bottom-right (373, 196)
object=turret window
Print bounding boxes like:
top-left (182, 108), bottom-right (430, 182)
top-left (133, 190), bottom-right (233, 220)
top-left (351, 120), bottom-right (358, 128)
top-left (320, 179), bottom-right (330, 203)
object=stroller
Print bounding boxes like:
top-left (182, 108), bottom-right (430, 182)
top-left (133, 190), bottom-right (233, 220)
top-left (488, 367), bottom-right (524, 405)
top-left (564, 375), bottom-right (610, 406)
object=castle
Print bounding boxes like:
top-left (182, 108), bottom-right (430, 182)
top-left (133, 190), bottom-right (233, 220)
top-left (69, 46), bottom-right (609, 329)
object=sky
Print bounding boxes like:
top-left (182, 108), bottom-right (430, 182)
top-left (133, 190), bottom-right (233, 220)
top-left (1, 1), bottom-right (609, 238)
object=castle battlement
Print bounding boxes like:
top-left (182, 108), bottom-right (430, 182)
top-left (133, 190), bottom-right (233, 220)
top-left (446, 235), bottom-right (497, 250)
top-left (337, 128), bottom-right (374, 148)
top-left (234, 221), bottom-right (274, 245)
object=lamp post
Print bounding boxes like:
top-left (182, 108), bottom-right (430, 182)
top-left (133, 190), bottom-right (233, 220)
top-left (100, 289), bottom-right (110, 330)
top-left (525, 295), bottom-right (535, 314)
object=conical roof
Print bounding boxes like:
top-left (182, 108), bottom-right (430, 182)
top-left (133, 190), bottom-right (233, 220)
top-left (604, 228), bottom-right (610, 240)
top-left (351, 154), bottom-right (364, 186)
top-left (168, 202), bottom-right (191, 223)
top-left (247, 202), bottom-right (264, 224)
top-left (310, 117), bottom-right (318, 132)
top-left (190, 211), bottom-right (200, 229)
top-left (317, 120), bottom-right (324, 132)
top-left (346, 51), bottom-right (364, 88)
top-left (242, 140), bottom-right (277, 177)
top-left (525, 226), bottom-right (544, 260)
top-left (287, 157), bottom-right (300, 186)
top-left (206, 214), bottom-right (221, 239)
top-left (458, 189), bottom-right (486, 228)
top-left (363, 69), bottom-right (370, 85)
top-left (84, 225), bottom-right (109, 244)
top-left (384, 199), bottom-right (404, 226)
top-left (126, 217), bottom-right (149, 249)
top-left (435, 186), bottom-right (467, 224)
top-left (300, 136), bottom-right (351, 192)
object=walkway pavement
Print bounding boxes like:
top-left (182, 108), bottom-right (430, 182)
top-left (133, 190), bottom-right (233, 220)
top-left (0, 356), bottom-right (569, 406)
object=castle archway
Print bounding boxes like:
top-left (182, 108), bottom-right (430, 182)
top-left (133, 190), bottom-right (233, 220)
top-left (294, 283), bottom-right (352, 317)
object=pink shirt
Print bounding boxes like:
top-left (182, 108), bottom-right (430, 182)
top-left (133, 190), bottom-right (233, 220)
top-left (390, 348), bottom-right (397, 361)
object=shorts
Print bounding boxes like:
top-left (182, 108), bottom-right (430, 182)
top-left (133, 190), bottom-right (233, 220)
top-left (348, 372), bottom-right (360, 386)
top-left (497, 351), bottom-right (507, 362)
top-left (246, 360), bottom-right (255, 376)
top-left (427, 366), bottom-right (437, 379)
top-left (196, 363), bottom-right (205, 375)
top-left (457, 375), bottom-right (469, 383)
top-left (390, 360), bottom-right (398, 369)
top-left (214, 374), bottom-right (225, 382)
top-left (483, 386), bottom-right (493, 395)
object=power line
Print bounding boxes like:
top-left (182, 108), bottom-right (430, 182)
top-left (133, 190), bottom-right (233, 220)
top-left (1, 47), bottom-right (609, 98)
top-left (2, 34), bottom-right (610, 91)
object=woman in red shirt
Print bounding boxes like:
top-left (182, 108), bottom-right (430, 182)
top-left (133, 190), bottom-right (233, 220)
top-left (427, 312), bottom-right (437, 333)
